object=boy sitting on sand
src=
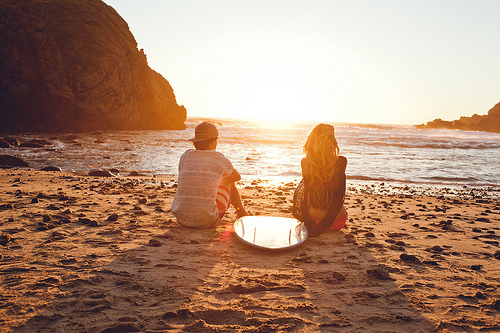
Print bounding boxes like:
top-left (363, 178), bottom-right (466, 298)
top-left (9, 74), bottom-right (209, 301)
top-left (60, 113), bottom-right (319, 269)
top-left (171, 122), bottom-right (250, 228)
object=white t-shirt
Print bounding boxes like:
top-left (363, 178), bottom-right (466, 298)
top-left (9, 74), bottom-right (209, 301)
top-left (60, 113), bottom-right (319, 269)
top-left (171, 149), bottom-right (234, 227)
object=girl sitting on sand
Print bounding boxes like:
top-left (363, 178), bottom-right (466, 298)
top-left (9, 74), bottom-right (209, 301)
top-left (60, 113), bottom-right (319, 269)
top-left (293, 123), bottom-right (347, 236)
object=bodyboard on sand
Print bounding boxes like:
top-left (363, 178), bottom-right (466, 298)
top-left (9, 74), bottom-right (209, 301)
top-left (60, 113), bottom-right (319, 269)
top-left (233, 216), bottom-right (308, 250)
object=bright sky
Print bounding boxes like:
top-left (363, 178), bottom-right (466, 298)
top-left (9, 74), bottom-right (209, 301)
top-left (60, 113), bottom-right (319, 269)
top-left (103, 0), bottom-right (499, 125)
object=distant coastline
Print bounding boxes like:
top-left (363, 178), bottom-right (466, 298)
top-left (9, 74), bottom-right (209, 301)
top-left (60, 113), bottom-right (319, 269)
top-left (416, 101), bottom-right (500, 133)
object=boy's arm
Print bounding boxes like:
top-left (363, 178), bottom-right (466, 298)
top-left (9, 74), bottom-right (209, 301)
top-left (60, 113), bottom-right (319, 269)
top-left (228, 169), bottom-right (241, 182)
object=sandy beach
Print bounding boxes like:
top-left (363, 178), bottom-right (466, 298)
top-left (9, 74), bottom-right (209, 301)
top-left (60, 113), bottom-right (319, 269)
top-left (1, 169), bottom-right (499, 332)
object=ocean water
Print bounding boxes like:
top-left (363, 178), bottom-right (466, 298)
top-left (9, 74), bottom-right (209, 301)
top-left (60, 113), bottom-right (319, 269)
top-left (4, 118), bottom-right (500, 191)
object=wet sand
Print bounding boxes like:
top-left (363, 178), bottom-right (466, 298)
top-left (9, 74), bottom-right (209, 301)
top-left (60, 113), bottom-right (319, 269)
top-left (1, 169), bottom-right (499, 332)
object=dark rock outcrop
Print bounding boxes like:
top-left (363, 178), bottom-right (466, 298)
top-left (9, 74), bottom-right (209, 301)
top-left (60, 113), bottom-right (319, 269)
top-left (416, 102), bottom-right (500, 133)
top-left (0, 0), bottom-right (186, 133)
top-left (0, 154), bottom-right (29, 167)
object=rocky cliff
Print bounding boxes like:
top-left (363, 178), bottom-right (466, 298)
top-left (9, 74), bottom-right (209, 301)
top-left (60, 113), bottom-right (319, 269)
top-left (416, 102), bottom-right (500, 133)
top-left (0, 0), bottom-right (186, 132)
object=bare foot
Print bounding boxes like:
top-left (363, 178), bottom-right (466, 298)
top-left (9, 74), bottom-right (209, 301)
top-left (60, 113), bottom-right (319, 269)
top-left (236, 208), bottom-right (252, 218)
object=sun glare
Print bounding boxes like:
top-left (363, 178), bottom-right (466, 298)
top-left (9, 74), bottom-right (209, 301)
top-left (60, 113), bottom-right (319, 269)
top-left (235, 72), bottom-right (314, 125)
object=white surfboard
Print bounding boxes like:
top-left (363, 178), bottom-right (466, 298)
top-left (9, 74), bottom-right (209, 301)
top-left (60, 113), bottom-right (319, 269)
top-left (233, 216), bottom-right (308, 250)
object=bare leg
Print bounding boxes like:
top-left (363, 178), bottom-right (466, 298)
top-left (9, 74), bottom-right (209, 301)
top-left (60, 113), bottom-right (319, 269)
top-left (229, 183), bottom-right (251, 218)
top-left (220, 177), bottom-right (250, 218)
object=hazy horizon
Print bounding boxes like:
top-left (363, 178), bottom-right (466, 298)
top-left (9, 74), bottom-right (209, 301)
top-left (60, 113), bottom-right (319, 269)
top-left (103, 0), bottom-right (500, 126)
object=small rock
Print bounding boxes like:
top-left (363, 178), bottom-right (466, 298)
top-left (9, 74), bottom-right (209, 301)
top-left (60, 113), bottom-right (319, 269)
top-left (367, 267), bottom-right (392, 280)
top-left (475, 291), bottom-right (487, 299)
top-left (51, 230), bottom-right (66, 238)
top-left (332, 272), bottom-right (346, 281)
top-left (0, 233), bottom-right (12, 246)
top-left (88, 169), bottom-right (116, 177)
top-left (430, 245), bottom-right (443, 253)
top-left (147, 239), bottom-right (161, 247)
top-left (470, 265), bottom-right (482, 271)
top-left (494, 251), bottom-right (500, 260)
top-left (400, 254), bottom-right (420, 263)
top-left (41, 166), bottom-right (62, 172)
top-left (88, 220), bottom-right (98, 227)
top-left (107, 213), bottom-right (119, 221)
top-left (109, 168), bottom-right (120, 174)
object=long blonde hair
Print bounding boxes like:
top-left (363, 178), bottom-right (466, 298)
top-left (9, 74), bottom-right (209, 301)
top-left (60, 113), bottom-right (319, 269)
top-left (303, 123), bottom-right (339, 182)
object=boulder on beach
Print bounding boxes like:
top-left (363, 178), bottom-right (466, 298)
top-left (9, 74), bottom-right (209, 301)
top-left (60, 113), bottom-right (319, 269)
top-left (41, 166), bottom-right (62, 172)
top-left (1, 137), bottom-right (19, 146)
top-left (88, 169), bottom-right (117, 177)
top-left (0, 0), bottom-right (187, 133)
top-left (0, 155), bottom-right (29, 167)
top-left (0, 140), bottom-right (11, 148)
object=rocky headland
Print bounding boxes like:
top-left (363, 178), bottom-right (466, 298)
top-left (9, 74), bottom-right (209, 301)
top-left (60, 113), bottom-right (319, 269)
top-left (0, 0), bottom-right (186, 133)
top-left (416, 101), bottom-right (500, 133)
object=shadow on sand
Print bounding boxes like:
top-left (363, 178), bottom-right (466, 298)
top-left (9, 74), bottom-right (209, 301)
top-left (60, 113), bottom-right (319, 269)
top-left (17, 217), bottom-right (435, 332)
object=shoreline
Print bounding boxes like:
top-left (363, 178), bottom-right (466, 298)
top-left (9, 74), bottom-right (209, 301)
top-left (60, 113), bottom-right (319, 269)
top-left (1, 169), bottom-right (499, 332)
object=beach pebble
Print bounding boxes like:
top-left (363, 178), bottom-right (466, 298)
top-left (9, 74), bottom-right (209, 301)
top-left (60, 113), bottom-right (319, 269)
top-left (430, 245), bottom-right (443, 253)
top-left (470, 265), bottom-right (482, 271)
top-left (79, 218), bottom-right (97, 227)
top-left (325, 278), bottom-right (341, 285)
top-left (88, 169), bottom-right (116, 177)
top-left (389, 245), bottom-right (405, 251)
top-left (494, 251), bottom-right (500, 260)
top-left (364, 232), bottom-right (375, 238)
top-left (0, 203), bottom-right (15, 210)
top-left (367, 267), bottom-right (392, 280)
top-left (109, 168), bottom-right (120, 174)
top-left (475, 291), bottom-right (487, 299)
top-left (107, 213), bottom-right (119, 221)
top-left (0, 233), bottom-right (12, 246)
top-left (147, 238), bottom-right (161, 247)
top-left (100, 323), bottom-right (141, 333)
top-left (51, 230), bottom-right (66, 239)
top-left (400, 254), bottom-right (420, 263)
top-left (489, 299), bottom-right (500, 310)
top-left (293, 254), bottom-right (312, 263)
top-left (332, 272), bottom-right (346, 281)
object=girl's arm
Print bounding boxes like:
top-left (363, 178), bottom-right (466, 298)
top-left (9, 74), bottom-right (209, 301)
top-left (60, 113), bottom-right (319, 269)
top-left (301, 158), bottom-right (310, 179)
